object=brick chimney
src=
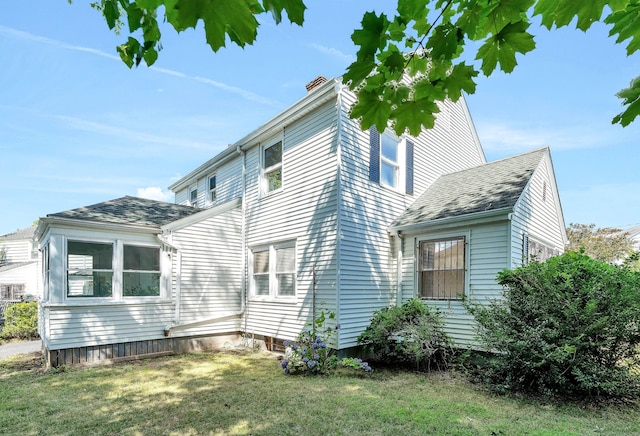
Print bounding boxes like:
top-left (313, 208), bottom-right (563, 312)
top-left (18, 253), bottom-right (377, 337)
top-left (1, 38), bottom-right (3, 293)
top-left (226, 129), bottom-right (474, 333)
top-left (305, 76), bottom-right (328, 93)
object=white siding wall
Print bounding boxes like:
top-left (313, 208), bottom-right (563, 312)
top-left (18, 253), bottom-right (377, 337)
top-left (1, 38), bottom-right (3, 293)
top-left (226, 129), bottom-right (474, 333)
top-left (174, 155), bottom-right (243, 208)
top-left (401, 221), bottom-right (509, 347)
top-left (510, 155), bottom-right (565, 266)
top-left (0, 239), bottom-right (34, 263)
top-left (243, 99), bottom-right (339, 342)
top-left (0, 262), bottom-right (40, 296)
top-left (169, 205), bottom-right (243, 336)
top-left (336, 91), bottom-right (486, 348)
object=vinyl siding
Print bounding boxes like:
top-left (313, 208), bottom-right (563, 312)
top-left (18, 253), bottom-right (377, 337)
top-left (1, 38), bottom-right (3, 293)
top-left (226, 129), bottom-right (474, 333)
top-left (400, 221), bottom-right (509, 347)
top-left (510, 155), bottom-right (565, 266)
top-left (174, 155), bottom-right (243, 208)
top-left (243, 99), bottom-right (339, 342)
top-left (0, 239), bottom-right (35, 263)
top-left (336, 90), bottom-right (486, 348)
top-left (169, 205), bottom-right (243, 335)
top-left (0, 262), bottom-right (40, 295)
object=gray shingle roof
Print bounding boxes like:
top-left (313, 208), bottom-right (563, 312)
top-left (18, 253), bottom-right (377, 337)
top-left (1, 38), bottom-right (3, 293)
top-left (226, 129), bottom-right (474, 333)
top-left (47, 196), bottom-right (200, 228)
top-left (392, 148), bottom-right (547, 229)
top-left (0, 226), bottom-right (36, 240)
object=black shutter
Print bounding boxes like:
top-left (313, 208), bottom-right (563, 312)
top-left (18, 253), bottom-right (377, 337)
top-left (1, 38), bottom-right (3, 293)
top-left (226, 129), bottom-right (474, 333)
top-left (406, 139), bottom-right (414, 194)
top-left (369, 125), bottom-right (380, 183)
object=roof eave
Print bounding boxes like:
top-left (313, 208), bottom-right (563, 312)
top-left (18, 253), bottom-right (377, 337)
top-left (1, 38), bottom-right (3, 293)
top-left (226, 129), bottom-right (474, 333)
top-left (390, 206), bottom-right (513, 234)
top-left (35, 216), bottom-right (161, 241)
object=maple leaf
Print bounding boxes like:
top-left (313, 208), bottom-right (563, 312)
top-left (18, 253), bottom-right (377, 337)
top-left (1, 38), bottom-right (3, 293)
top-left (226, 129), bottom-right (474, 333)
top-left (534, 0), bottom-right (608, 31)
top-left (476, 20), bottom-right (535, 75)
top-left (605, 3), bottom-right (640, 55)
top-left (350, 88), bottom-right (393, 134)
top-left (391, 97), bottom-right (440, 136)
top-left (613, 76), bottom-right (640, 126)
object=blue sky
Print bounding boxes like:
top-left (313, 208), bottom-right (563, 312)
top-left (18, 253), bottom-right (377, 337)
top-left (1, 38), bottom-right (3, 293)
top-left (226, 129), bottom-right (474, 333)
top-left (1, 1), bottom-right (639, 236)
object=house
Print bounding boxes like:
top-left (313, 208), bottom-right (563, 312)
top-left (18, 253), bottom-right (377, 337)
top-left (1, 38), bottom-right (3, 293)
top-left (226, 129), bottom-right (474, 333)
top-left (0, 225), bottom-right (42, 301)
top-left (35, 77), bottom-right (567, 367)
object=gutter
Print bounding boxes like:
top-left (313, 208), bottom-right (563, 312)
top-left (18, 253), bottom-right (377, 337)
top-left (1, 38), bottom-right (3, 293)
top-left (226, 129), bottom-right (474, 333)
top-left (395, 231), bottom-right (403, 307)
top-left (390, 207), bottom-right (513, 235)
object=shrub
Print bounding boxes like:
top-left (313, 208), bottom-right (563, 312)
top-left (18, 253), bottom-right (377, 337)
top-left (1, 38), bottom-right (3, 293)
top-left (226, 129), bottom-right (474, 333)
top-left (281, 310), bottom-right (372, 375)
top-left (467, 251), bottom-right (640, 398)
top-left (1, 302), bottom-right (39, 340)
top-left (358, 299), bottom-right (452, 371)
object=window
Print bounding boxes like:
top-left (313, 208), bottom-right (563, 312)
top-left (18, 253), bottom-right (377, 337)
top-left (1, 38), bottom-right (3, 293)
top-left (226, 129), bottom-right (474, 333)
top-left (42, 243), bottom-right (50, 300)
top-left (123, 245), bottom-right (160, 297)
top-left (251, 242), bottom-right (296, 298)
top-left (189, 187), bottom-right (198, 206)
top-left (522, 233), bottom-right (560, 264)
top-left (67, 241), bottom-right (113, 298)
top-left (209, 174), bottom-right (217, 202)
top-left (0, 284), bottom-right (25, 300)
top-left (369, 126), bottom-right (414, 194)
top-left (418, 237), bottom-right (466, 300)
top-left (263, 141), bottom-right (282, 193)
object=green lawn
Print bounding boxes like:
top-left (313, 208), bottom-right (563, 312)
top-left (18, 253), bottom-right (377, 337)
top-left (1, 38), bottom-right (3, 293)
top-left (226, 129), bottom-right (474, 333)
top-left (1, 350), bottom-right (638, 435)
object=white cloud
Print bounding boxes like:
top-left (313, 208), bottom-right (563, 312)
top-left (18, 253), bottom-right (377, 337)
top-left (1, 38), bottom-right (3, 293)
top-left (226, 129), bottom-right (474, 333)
top-left (136, 187), bottom-right (173, 202)
top-left (309, 43), bottom-right (355, 64)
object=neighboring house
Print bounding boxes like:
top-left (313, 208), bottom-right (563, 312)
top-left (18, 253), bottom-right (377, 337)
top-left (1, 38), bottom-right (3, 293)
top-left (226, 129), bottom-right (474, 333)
top-left (0, 225), bottom-right (41, 301)
top-left (35, 77), bottom-right (567, 367)
top-left (624, 225), bottom-right (640, 252)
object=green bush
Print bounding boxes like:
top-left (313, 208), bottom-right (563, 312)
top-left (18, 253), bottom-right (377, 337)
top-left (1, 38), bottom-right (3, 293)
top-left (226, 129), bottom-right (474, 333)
top-left (358, 299), bottom-right (452, 371)
top-left (467, 251), bottom-right (640, 398)
top-left (1, 302), bottom-right (39, 340)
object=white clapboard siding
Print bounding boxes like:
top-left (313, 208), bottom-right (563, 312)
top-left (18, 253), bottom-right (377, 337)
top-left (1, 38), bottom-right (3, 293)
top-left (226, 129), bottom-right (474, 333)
top-left (43, 302), bottom-right (175, 350)
top-left (510, 155), bottom-right (565, 265)
top-left (243, 99), bottom-right (340, 341)
top-left (400, 222), bottom-right (509, 347)
top-left (170, 205), bottom-right (243, 335)
top-left (0, 262), bottom-right (40, 294)
top-left (335, 90), bottom-right (486, 348)
top-left (173, 153), bottom-right (244, 208)
top-left (0, 239), bottom-right (34, 263)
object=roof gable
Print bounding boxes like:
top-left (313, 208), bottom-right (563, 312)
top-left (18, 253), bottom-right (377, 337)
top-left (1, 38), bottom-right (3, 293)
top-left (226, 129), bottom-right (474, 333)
top-left (47, 196), bottom-right (200, 228)
top-left (392, 148), bottom-right (547, 229)
top-left (0, 226), bottom-right (36, 241)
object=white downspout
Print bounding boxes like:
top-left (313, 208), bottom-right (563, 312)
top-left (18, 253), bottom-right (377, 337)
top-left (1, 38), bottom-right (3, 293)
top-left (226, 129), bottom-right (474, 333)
top-left (239, 144), bottom-right (247, 331)
top-left (396, 231), bottom-right (403, 307)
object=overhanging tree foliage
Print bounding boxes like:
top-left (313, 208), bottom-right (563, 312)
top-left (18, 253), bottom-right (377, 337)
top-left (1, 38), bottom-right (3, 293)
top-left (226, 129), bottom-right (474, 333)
top-left (89, 0), bottom-right (640, 135)
top-left (566, 222), bottom-right (635, 263)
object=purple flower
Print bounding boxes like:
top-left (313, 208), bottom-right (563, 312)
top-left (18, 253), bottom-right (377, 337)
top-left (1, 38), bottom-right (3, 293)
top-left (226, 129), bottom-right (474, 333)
top-left (316, 337), bottom-right (323, 343)
top-left (292, 344), bottom-right (298, 351)
top-left (302, 357), bottom-right (309, 363)
top-left (283, 340), bottom-right (290, 347)
top-left (354, 358), bottom-right (362, 363)
top-left (313, 354), bottom-right (319, 360)
top-left (320, 343), bottom-right (327, 348)
top-left (307, 360), bottom-right (317, 369)
top-left (281, 359), bottom-right (289, 369)
top-left (284, 368), bottom-right (290, 374)
top-left (311, 343), bottom-right (318, 349)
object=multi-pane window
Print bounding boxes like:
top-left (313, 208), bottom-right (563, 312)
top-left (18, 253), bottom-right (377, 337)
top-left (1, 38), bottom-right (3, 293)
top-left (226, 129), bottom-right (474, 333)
top-left (251, 242), bottom-right (296, 298)
top-left (67, 241), bottom-right (113, 298)
top-left (190, 187), bottom-right (198, 206)
top-left (381, 133), bottom-right (400, 188)
top-left (418, 237), bottom-right (466, 300)
top-left (263, 141), bottom-right (283, 193)
top-left (123, 245), bottom-right (160, 297)
top-left (209, 175), bottom-right (217, 202)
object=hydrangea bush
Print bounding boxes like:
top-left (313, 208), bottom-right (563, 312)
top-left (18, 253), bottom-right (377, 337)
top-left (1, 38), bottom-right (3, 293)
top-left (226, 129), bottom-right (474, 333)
top-left (280, 310), bottom-right (372, 375)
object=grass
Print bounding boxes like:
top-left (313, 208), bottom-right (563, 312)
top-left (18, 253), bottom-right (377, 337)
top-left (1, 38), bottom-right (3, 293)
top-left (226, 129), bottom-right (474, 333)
top-left (1, 350), bottom-right (639, 435)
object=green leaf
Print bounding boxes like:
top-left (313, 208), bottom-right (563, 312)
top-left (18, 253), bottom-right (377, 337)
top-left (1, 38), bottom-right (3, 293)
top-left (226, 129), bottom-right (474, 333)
top-left (117, 37), bottom-right (141, 68)
top-left (414, 79), bottom-right (447, 101)
top-left (126, 4), bottom-right (144, 32)
top-left (391, 97), bottom-right (440, 136)
top-left (379, 44), bottom-right (406, 76)
top-left (351, 11), bottom-right (389, 61)
top-left (426, 22), bottom-right (462, 60)
top-left (143, 46), bottom-right (158, 65)
top-left (350, 88), bottom-right (393, 134)
top-left (534, 0), bottom-right (608, 31)
top-left (443, 62), bottom-right (478, 101)
top-left (605, 3), bottom-right (640, 55)
top-left (613, 76), bottom-right (640, 126)
top-left (262, 0), bottom-right (306, 25)
top-left (103, 0), bottom-right (121, 29)
top-left (483, 0), bottom-right (534, 36)
top-left (343, 56), bottom-right (376, 88)
top-left (476, 20), bottom-right (535, 75)
top-left (135, 0), bottom-right (164, 8)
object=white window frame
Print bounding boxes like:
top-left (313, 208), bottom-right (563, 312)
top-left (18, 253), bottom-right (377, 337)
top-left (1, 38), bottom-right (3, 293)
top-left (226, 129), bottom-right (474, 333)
top-left (380, 132), bottom-right (406, 192)
top-left (415, 232), bottom-right (469, 301)
top-left (189, 185), bottom-right (198, 207)
top-left (249, 240), bottom-right (296, 300)
top-left (261, 139), bottom-right (283, 194)
top-left (63, 238), bottom-right (166, 303)
top-left (208, 174), bottom-right (217, 203)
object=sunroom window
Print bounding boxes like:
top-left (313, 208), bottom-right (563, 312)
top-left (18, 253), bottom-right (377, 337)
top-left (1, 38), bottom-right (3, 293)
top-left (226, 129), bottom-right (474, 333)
top-left (67, 241), bottom-right (113, 298)
top-left (123, 245), bottom-right (160, 297)
top-left (263, 141), bottom-right (282, 193)
top-left (418, 237), bottom-right (466, 300)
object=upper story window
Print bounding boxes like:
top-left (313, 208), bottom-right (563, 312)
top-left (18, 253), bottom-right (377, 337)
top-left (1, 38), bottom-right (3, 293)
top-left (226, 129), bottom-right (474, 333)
top-left (209, 174), bottom-right (217, 202)
top-left (369, 126), bottom-right (414, 194)
top-left (263, 141), bottom-right (283, 193)
top-left (250, 241), bottom-right (296, 299)
top-left (417, 236), bottom-right (466, 300)
top-left (67, 241), bottom-right (114, 298)
top-left (189, 187), bottom-right (198, 207)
